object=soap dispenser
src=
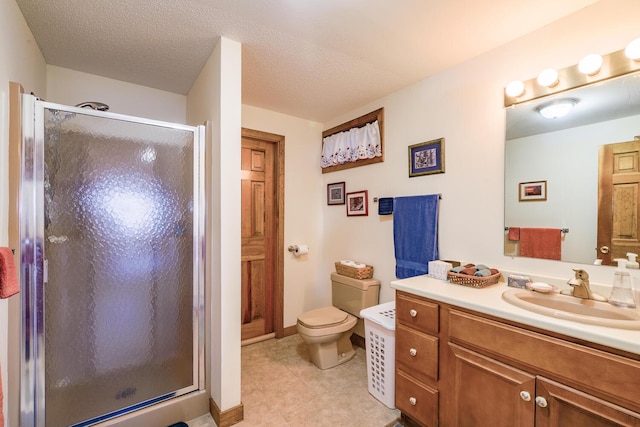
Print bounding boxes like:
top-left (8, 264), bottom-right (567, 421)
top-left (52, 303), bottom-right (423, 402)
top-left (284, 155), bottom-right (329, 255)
top-left (610, 258), bottom-right (636, 308)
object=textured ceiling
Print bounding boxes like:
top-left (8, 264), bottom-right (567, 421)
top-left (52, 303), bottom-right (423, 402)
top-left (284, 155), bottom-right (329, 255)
top-left (15, 0), bottom-right (598, 122)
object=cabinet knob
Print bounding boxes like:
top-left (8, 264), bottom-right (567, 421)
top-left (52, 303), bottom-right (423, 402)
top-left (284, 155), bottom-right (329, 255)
top-left (409, 309), bottom-right (418, 317)
top-left (535, 396), bottom-right (548, 408)
top-left (409, 397), bottom-right (417, 406)
top-left (409, 348), bottom-right (417, 357)
top-left (519, 391), bottom-right (531, 401)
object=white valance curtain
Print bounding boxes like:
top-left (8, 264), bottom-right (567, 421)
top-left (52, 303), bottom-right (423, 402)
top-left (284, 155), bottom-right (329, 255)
top-left (321, 120), bottom-right (382, 168)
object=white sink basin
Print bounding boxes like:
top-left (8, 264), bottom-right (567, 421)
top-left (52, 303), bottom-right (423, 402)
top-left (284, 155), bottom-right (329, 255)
top-left (502, 289), bottom-right (640, 329)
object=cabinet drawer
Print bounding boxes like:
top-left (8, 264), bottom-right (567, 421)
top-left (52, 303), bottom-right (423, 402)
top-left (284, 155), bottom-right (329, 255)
top-left (397, 291), bottom-right (439, 334)
top-left (396, 323), bottom-right (438, 384)
top-left (396, 370), bottom-right (438, 427)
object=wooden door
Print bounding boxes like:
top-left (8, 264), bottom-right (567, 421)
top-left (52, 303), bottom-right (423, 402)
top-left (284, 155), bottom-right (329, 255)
top-left (448, 343), bottom-right (536, 427)
top-left (535, 377), bottom-right (640, 427)
top-left (598, 140), bottom-right (640, 265)
top-left (241, 129), bottom-right (284, 341)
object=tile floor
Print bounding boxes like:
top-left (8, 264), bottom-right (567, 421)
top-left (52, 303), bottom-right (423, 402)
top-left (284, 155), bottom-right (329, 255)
top-left (187, 334), bottom-right (401, 427)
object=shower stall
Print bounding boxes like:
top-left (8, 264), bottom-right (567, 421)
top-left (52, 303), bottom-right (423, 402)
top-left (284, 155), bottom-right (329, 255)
top-left (18, 94), bottom-right (205, 426)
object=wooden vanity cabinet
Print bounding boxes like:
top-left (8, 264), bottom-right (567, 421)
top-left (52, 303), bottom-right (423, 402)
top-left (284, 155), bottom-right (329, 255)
top-left (395, 290), bottom-right (640, 427)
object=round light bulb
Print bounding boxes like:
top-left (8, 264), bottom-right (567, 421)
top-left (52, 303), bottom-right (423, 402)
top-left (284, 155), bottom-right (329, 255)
top-left (505, 80), bottom-right (525, 97)
top-left (625, 38), bottom-right (640, 61)
top-left (537, 68), bottom-right (559, 87)
top-left (578, 53), bottom-right (603, 75)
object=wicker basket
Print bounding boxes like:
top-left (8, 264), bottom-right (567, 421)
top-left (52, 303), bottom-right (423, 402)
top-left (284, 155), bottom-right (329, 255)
top-left (335, 262), bottom-right (374, 279)
top-left (447, 271), bottom-right (501, 288)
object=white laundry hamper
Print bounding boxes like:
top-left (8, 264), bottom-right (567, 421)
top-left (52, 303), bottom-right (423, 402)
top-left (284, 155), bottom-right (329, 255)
top-left (360, 300), bottom-right (396, 409)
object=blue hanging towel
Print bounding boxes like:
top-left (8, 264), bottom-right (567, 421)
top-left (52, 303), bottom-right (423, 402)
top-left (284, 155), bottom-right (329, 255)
top-left (393, 195), bottom-right (440, 279)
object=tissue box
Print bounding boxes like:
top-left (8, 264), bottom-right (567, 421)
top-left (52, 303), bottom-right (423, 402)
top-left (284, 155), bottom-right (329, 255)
top-left (508, 274), bottom-right (531, 289)
top-left (429, 260), bottom-right (453, 280)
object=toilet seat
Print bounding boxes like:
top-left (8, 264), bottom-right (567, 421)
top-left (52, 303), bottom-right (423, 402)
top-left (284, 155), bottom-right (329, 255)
top-left (296, 306), bottom-right (357, 369)
top-left (298, 306), bottom-right (350, 329)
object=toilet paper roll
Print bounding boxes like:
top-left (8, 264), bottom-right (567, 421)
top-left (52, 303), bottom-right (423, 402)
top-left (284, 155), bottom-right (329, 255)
top-left (294, 245), bottom-right (309, 256)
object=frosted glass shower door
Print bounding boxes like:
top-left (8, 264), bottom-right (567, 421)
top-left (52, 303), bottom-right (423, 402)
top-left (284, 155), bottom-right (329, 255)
top-left (20, 97), bottom-right (204, 427)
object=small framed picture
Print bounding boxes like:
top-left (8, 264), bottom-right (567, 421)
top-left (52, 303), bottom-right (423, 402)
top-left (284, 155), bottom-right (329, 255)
top-left (327, 182), bottom-right (346, 205)
top-left (519, 180), bottom-right (547, 202)
top-left (408, 138), bottom-right (445, 177)
top-left (346, 190), bottom-right (368, 216)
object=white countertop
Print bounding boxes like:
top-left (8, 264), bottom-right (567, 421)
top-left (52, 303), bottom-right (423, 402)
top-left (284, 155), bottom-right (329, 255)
top-left (391, 275), bottom-right (640, 355)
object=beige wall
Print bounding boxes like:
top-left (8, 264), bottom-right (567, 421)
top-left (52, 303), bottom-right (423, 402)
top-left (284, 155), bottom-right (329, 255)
top-left (187, 36), bottom-right (243, 411)
top-left (46, 65), bottom-right (187, 123)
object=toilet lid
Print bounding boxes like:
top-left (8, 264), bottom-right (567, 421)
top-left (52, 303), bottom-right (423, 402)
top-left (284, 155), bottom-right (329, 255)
top-left (298, 306), bottom-right (350, 329)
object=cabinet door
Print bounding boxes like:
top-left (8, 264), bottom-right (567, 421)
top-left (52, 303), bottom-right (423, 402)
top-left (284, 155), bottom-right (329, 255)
top-left (449, 343), bottom-right (535, 427)
top-left (535, 377), bottom-right (640, 427)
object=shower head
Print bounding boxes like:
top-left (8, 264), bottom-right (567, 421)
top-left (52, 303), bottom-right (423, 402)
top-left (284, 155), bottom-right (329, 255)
top-left (76, 102), bottom-right (110, 111)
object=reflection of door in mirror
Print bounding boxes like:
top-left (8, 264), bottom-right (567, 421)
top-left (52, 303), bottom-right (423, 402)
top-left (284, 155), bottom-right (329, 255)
top-left (598, 140), bottom-right (640, 265)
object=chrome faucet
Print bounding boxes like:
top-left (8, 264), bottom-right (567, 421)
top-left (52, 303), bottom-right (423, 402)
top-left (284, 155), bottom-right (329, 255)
top-left (561, 268), bottom-right (608, 301)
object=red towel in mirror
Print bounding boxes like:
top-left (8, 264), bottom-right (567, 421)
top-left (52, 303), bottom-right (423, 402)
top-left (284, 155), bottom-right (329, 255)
top-left (519, 228), bottom-right (561, 260)
top-left (508, 227), bottom-right (520, 241)
top-left (0, 247), bottom-right (19, 299)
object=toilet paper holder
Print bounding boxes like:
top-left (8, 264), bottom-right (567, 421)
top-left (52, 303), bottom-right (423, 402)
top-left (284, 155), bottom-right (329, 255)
top-left (288, 245), bottom-right (309, 255)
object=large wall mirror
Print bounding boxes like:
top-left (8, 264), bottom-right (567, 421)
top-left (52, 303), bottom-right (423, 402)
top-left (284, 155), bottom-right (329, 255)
top-left (505, 70), bottom-right (640, 265)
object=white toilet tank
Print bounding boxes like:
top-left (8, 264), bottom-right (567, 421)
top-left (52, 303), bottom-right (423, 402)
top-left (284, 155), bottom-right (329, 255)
top-left (331, 272), bottom-right (380, 317)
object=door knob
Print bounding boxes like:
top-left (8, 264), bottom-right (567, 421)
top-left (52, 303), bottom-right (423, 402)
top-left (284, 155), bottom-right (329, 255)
top-left (409, 309), bottom-right (417, 317)
top-left (409, 348), bottom-right (417, 357)
top-left (535, 396), bottom-right (548, 408)
top-left (519, 391), bottom-right (531, 401)
top-left (600, 246), bottom-right (610, 254)
top-left (409, 397), bottom-right (417, 406)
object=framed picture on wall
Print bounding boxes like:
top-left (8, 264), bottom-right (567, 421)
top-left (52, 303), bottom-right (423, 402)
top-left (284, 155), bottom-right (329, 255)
top-left (327, 182), bottom-right (346, 205)
top-left (519, 180), bottom-right (547, 201)
top-left (408, 137), bottom-right (445, 177)
top-left (346, 190), bottom-right (368, 216)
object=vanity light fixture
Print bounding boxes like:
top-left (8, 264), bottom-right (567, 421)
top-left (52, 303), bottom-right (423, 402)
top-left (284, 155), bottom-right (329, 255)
top-left (578, 53), bottom-right (603, 75)
top-left (505, 80), bottom-right (525, 97)
top-left (504, 36), bottom-right (640, 107)
top-left (537, 68), bottom-right (559, 87)
top-left (625, 38), bottom-right (640, 60)
top-left (536, 99), bottom-right (577, 119)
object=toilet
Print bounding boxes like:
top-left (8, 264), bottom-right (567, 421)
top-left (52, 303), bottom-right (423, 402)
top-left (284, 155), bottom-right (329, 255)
top-left (297, 272), bottom-right (380, 369)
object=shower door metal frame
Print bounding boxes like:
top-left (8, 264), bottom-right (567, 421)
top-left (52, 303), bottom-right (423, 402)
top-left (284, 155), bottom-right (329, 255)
top-left (19, 95), bottom-right (206, 427)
